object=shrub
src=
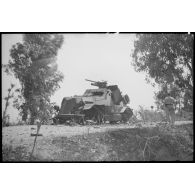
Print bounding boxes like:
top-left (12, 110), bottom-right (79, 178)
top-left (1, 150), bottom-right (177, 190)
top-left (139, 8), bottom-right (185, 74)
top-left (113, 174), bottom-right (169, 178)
top-left (137, 106), bottom-right (166, 122)
top-left (2, 144), bottom-right (30, 161)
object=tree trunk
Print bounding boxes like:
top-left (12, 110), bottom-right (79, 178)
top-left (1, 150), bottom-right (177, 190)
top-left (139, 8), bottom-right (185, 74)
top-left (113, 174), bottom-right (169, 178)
top-left (2, 91), bottom-right (11, 126)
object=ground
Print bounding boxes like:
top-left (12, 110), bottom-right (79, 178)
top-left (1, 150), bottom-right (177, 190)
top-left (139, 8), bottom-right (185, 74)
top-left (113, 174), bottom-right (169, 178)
top-left (2, 121), bottom-right (193, 161)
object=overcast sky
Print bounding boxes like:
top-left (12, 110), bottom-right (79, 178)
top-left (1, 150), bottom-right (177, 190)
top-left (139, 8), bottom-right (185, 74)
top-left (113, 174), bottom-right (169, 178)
top-left (2, 33), bottom-right (158, 122)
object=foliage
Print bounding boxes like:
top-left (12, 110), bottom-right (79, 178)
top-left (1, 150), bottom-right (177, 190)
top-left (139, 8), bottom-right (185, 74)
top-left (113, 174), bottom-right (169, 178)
top-left (136, 106), bottom-right (166, 122)
top-left (7, 120), bottom-right (26, 126)
top-left (135, 105), bottom-right (191, 123)
top-left (6, 34), bottom-right (64, 124)
top-left (132, 34), bottom-right (193, 111)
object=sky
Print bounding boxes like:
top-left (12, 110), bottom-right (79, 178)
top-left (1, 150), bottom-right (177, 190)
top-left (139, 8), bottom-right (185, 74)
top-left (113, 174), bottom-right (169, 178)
top-left (2, 33), bottom-right (158, 122)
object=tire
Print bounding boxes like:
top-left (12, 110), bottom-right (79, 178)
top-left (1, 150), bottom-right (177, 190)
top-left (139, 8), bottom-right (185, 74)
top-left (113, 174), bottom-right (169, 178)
top-left (121, 108), bottom-right (133, 122)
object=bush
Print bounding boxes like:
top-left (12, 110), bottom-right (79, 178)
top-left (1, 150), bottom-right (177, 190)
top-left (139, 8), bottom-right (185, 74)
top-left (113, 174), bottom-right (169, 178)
top-left (137, 106), bottom-right (166, 122)
top-left (7, 120), bottom-right (26, 126)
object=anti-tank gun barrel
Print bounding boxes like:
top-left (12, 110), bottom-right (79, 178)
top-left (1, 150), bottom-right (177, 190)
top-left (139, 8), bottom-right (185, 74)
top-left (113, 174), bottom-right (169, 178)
top-left (85, 79), bottom-right (97, 83)
top-left (85, 79), bottom-right (107, 88)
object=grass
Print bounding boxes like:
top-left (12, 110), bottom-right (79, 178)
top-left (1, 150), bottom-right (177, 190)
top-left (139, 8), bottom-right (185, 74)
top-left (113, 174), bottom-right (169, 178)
top-left (2, 144), bottom-right (30, 161)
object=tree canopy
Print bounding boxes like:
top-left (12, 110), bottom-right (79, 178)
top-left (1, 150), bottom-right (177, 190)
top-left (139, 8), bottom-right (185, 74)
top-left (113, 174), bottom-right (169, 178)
top-left (132, 33), bottom-right (193, 111)
top-left (6, 34), bottom-right (64, 124)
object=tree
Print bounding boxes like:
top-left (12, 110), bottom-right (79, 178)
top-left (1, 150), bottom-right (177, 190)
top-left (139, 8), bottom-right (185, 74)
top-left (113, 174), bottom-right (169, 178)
top-left (6, 34), bottom-right (64, 124)
top-left (132, 34), bottom-right (193, 111)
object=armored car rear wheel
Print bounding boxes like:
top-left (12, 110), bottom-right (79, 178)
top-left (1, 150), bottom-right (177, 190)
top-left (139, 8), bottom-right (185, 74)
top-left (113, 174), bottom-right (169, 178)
top-left (121, 108), bottom-right (133, 122)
